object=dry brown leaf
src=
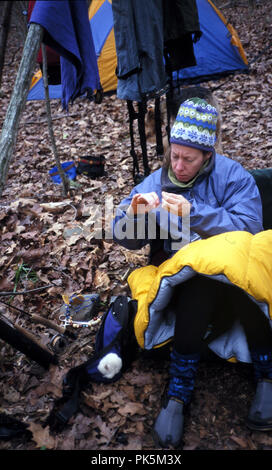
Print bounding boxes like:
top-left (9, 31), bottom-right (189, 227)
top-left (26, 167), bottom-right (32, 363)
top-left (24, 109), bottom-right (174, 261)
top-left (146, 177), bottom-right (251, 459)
top-left (230, 435), bottom-right (248, 448)
top-left (35, 382), bottom-right (63, 399)
top-left (28, 422), bottom-right (56, 449)
top-left (118, 402), bottom-right (146, 416)
top-left (18, 248), bottom-right (48, 262)
top-left (2, 3), bottom-right (272, 452)
top-left (40, 201), bottom-right (72, 213)
top-left (93, 269), bottom-right (111, 290)
top-left (93, 415), bottom-right (115, 441)
top-left (9, 198), bottom-right (37, 210)
top-left (126, 435), bottom-right (143, 450)
top-left (183, 436), bottom-right (201, 451)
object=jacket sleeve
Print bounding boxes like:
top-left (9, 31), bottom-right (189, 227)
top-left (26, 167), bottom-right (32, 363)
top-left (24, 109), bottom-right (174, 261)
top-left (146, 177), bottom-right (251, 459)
top-left (113, 170), bottom-right (164, 250)
top-left (112, 182), bottom-right (152, 250)
top-left (189, 168), bottom-right (263, 238)
top-left (113, 203), bottom-right (150, 250)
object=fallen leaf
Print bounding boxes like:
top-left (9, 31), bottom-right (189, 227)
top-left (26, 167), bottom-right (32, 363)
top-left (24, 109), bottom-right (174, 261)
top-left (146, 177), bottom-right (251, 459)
top-left (40, 200), bottom-right (72, 213)
top-left (118, 402), bottom-right (146, 416)
top-left (230, 435), bottom-right (248, 448)
top-left (28, 422), bottom-right (55, 449)
top-left (93, 269), bottom-right (111, 290)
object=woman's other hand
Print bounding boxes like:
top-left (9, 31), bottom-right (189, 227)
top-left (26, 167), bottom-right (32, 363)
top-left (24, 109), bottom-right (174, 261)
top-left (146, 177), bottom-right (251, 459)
top-left (162, 191), bottom-right (191, 217)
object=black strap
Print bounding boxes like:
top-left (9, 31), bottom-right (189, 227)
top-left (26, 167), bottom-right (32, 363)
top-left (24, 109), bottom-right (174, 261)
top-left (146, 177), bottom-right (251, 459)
top-left (126, 100), bottom-right (140, 180)
top-left (127, 100), bottom-right (150, 183)
top-left (165, 85), bottom-right (173, 144)
top-left (46, 374), bottom-right (83, 432)
top-left (137, 100), bottom-right (150, 177)
top-left (154, 97), bottom-right (164, 156)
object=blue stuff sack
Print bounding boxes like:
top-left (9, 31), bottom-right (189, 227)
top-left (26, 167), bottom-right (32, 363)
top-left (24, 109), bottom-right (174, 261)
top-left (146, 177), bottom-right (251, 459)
top-left (47, 296), bottom-right (138, 431)
top-left (49, 161), bottom-right (77, 184)
top-left (86, 295), bottom-right (138, 383)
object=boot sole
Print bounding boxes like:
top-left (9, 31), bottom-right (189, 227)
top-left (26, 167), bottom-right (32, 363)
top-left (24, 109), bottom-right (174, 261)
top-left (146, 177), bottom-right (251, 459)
top-left (246, 420), bottom-right (272, 432)
top-left (151, 428), bottom-right (182, 449)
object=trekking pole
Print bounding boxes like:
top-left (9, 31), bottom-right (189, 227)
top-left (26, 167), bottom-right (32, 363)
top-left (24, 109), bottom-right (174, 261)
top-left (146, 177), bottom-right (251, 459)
top-left (0, 299), bottom-right (67, 335)
top-left (0, 313), bottom-right (58, 369)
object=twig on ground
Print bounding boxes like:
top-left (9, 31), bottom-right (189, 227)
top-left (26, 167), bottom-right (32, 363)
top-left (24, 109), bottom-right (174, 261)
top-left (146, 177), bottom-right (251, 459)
top-left (0, 284), bottom-right (54, 296)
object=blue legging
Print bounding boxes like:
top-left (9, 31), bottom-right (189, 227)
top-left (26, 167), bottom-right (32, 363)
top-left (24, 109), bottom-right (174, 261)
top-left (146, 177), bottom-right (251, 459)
top-left (172, 275), bottom-right (272, 355)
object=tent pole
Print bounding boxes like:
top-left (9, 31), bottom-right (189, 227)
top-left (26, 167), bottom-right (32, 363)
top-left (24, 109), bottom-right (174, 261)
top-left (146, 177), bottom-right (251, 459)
top-left (0, 23), bottom-right (43, 196)
top-left (41, 44), bottom-right (70, 196)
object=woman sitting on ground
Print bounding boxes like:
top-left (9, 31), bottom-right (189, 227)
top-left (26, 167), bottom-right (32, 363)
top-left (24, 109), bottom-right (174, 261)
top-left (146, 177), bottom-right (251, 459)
top-left (113, 97), bottom-right (272, 448)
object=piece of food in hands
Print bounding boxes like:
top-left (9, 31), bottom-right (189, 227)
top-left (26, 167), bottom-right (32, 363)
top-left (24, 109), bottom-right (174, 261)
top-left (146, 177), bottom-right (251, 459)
top-left (161, 191), bottom-right (191, 216)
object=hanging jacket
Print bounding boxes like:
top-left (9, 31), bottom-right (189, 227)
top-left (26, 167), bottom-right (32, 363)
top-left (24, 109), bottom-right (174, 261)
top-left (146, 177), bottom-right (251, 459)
top-left (163, 0), bottom-right (201, 41)
top-left (113, 152), bottom-right (263, 259)
top-left (111, 0), bottom-right (168, 102)
top-left (163, 0), bottom-right (202, 73)
top-left (127, 229), bottom-right (272, 364)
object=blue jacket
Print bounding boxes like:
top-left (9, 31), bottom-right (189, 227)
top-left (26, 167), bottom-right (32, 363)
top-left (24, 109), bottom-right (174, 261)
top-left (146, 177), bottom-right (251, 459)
top-left (113, 153), bottom-right (263, 257)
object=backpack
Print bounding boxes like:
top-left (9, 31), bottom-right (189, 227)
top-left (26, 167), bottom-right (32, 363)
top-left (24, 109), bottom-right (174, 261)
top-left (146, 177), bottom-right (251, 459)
top-left (47, 295), bottom-right (138, 431)
top-left (76, 155), bottom-right (105, 178)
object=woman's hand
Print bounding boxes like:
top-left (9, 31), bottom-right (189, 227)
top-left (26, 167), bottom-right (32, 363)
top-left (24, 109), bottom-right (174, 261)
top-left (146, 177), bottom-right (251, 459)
top-left (127, 192), bottom-right (160, 215)
top-left (162, 191), bottom-right (191, 217)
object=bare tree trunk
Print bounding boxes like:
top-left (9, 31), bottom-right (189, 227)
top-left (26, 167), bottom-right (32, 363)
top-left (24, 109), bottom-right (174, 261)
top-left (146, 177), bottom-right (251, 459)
top-left (0, 23), bottom-right (43, 196)
top-left (0, 1), bottom-right (13, 90)
top-left (41, 43), bottom-right (70, 196)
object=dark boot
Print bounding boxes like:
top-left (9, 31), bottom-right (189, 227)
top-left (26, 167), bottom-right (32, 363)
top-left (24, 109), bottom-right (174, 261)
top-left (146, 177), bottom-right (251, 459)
top-left (153, 396), bottom-right (184, 448)
top-left (247, 379), bottom-right (272, 431)
top-left (251, 351), bottom-right (272, 382)
top-left (152, 350), bottom-right (199, 448)
top-left (247, 350), bottom-right (272, 430)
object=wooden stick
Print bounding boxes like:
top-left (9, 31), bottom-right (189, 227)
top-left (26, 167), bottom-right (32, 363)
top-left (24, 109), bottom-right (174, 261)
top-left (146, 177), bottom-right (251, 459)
top-left (0, 299), bottom-right (66, 335)
top-left (0, 23), bottom-right (44, 196)
top-left (41, 43), bottom-right (70, 197)
top-left (0, 284), bottom-right (54, 296)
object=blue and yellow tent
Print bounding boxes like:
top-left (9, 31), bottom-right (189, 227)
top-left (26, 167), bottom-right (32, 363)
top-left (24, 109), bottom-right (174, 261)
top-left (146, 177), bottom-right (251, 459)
top-left (27, 0), bottom-right (248, 101)
top-left (175, 0), bottom-right (248, 84)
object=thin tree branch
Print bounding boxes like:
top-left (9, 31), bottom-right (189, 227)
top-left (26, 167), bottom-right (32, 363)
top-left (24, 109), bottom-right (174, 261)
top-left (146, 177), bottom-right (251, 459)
top-left (0, 285), bottom-right (55, 296)
top-left (41, 43), bottom-right (70, 197)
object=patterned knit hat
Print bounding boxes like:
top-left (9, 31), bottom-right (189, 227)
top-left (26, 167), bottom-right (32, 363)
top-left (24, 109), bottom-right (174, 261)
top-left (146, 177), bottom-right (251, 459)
top-left (170, 97), bottom-right (218, 151)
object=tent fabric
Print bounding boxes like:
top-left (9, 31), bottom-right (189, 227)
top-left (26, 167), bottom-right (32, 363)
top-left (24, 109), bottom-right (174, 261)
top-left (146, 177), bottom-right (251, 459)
top-left (27, 0), bottom-right (248, 102)
top-left (27, 70), bottom-right (62, 100)
top-left (207, 0), bottom-right (247, 65)
top-left (174, 0), bottom-right (248, 84)
top-left (89, 0), bottom-right (117, 94)
top-left (29, 0), bottom-right (101, 109)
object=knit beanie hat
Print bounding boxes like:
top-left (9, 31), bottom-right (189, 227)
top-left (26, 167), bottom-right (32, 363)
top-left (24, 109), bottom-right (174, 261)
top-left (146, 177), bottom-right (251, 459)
top-left (170, 97), bottom-right (218, 152)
